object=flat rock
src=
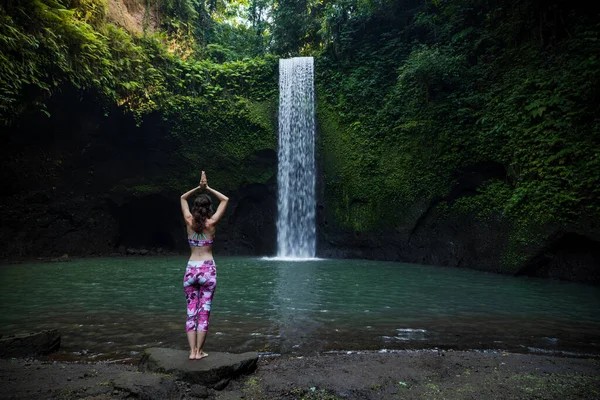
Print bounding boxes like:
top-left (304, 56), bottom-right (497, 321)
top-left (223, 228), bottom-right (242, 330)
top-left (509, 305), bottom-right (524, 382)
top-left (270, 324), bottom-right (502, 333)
top-left (139, 348), bottom-right (258, 388)
top-left (0, 330), bottom-right (60, 358)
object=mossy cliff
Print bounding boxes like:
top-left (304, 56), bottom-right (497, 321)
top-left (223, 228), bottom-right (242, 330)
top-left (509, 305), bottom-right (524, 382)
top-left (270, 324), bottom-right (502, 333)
top-left (0, 0), bottom-right (280, 258)
top-left (1, 0), bottom-right (599, 285)
top-left (312, 0), bottom-right (600, 284)
top-left (317, 99), bottom-right (600, 285)
top-left (1, 81), bottom-right (279, 258)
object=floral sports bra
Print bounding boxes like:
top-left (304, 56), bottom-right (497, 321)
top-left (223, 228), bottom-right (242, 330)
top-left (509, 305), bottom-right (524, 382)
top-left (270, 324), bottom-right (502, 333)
top-left (188, 231), bottom-right (214, 247)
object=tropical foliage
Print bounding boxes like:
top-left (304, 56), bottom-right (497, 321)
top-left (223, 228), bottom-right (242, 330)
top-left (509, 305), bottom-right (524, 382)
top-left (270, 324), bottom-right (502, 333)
top-left (1, 0), bottom-right (598, 267)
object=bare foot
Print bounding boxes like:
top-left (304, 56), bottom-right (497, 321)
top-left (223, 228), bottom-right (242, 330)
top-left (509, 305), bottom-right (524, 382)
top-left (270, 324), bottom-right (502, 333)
top-left (194, 351), bottom-right (208, 360)
top-left (189, 349), bottom-right (197, 360)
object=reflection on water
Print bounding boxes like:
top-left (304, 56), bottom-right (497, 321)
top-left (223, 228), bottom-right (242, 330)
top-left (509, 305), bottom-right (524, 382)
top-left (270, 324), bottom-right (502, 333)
top-left (0, 256), bottom-right (599, 362)
top-left (272, 259), bottom-right (323, 353)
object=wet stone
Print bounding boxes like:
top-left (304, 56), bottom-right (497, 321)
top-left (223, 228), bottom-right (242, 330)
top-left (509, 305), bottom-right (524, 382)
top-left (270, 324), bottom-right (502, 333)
top-left (139, 348), bottom-right (258, 389)
top-left (0, 330), bottom-right (60, 358)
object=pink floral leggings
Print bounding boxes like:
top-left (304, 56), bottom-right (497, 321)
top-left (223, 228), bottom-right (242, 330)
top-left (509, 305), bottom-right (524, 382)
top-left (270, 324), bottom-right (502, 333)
top-left (183, 260), bottom-right (217, 332)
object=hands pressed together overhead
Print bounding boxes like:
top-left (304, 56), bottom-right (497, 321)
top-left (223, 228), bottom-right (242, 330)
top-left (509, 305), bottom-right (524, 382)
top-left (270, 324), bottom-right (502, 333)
top-left (200, 171), bottom-right (208, 189)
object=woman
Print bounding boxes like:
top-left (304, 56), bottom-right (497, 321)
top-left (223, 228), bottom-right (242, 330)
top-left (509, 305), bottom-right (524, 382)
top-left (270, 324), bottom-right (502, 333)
top-left (180, 171), bottom-right (229, 360)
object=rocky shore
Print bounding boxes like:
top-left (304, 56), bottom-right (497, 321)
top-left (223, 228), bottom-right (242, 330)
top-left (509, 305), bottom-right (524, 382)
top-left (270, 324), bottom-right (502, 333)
top-left (1, 348), bottom-right (599, 399)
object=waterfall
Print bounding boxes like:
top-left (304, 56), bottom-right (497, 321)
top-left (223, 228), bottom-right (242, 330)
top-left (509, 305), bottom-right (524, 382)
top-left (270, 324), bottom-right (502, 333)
top-left (277, 57), bottom-right (316, 258)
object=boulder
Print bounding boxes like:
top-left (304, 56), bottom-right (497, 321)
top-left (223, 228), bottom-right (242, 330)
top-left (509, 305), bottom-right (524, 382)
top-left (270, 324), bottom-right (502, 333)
top-left (189, 384), bottom-right (210, 398)
top-left (50, 254), bottom-right (71, 262)
top-left (139, 348), bottom-right (258, 389)
top-left (0, 330), bottom-right (60, 358)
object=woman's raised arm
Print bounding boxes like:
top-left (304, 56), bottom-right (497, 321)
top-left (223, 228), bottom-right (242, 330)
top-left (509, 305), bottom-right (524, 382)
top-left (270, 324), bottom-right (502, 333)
top-left (206, 186), bottom-right (229, 224)
top-left (180, 186), bottom-right (201, 221)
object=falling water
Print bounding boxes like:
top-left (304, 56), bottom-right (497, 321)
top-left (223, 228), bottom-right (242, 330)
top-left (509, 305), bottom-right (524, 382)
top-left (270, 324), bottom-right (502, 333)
top-left (277, 57), bottom-right (316, 258)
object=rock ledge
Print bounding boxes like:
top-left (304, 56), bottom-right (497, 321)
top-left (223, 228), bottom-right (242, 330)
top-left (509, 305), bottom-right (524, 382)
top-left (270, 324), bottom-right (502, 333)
top-left (139, 347), bottom-right (258, 389)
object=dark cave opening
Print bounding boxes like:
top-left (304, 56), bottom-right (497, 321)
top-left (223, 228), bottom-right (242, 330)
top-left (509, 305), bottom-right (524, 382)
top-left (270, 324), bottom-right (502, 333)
top-left (114, 194), bottom-right (182, 250)
top-left (446, 162), bottom-right (507, 203)
top-left (518, 232), bottom-right (600, 285)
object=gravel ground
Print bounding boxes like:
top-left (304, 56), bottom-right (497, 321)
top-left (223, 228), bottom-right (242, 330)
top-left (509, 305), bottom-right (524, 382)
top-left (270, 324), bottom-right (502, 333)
top-left (1, 349), bottom-right (599, 399)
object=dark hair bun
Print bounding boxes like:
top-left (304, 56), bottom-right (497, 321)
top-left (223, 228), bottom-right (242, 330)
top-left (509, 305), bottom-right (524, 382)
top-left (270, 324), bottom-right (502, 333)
top-left (191, 195), bottom-right (214, 233)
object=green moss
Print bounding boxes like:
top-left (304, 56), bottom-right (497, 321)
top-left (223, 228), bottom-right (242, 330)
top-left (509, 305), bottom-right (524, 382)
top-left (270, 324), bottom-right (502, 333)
top-left (245, 99), bottom-right (277, 133)
top-left (451, 181), bottom-right (512, 220)
top-left (500, 226), bottom-right (548, 273)
top-left (131, 184), bottom-right (162, 195)
top-left (505, 372), bottom-right (600, 398)
top-left (241, 376), bottom-right (264, 399)
top-left (298, 388), bottom-right (344, 400)
top-left (317, 102), bottom-right (388, 232)
top-left (317, 97), bottom-right (450, 233)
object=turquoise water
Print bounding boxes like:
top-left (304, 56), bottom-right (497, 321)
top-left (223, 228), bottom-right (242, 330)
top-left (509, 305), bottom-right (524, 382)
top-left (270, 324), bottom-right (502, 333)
top-left (1, 256), bottom-right (599, 361)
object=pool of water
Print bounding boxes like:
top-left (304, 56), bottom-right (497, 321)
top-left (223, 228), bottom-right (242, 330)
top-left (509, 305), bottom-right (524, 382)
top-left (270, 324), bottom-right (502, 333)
top-left (1, 256), bottom-right (599, 362)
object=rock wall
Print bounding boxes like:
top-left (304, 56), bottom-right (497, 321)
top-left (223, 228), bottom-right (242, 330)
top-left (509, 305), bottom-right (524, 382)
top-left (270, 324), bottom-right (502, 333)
top-left (315, 163), bottom-right (513, 272)
top-left (314, 104), bottom-right (600, 285)
top-left (0, 88), bottom-right (278, 260)
top-left (106, 0), bottom-right (159, 36)
top-left (316, 187), bottom-right (600, 285)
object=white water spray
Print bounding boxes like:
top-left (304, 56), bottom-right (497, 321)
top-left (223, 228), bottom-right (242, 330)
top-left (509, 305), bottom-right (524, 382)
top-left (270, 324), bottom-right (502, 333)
top-left (277, 57), bottom-right (316, 258)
